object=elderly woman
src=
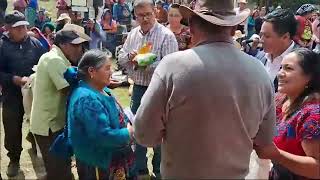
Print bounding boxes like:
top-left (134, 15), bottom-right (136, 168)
top-left (66, 50), bottom-right (135, 179)
top-left (255, 48), bottom-right (320, 180)
top-left (166, 3), bottom-right (191, 50)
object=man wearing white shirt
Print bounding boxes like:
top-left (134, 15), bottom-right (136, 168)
top-left (264, 42), bottom-right (295, 82)
top-left (118, 0), bottom-right (178, 178)
top-left (254, 9), bottom-right (299, 92)
top-left (246, 9), bottom-right (298, 179)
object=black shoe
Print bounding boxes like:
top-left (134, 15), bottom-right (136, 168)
top-left (6, 161), bottom-right (20, 177)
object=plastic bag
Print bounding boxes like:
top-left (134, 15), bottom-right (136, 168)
top-left (136, 43), bottom-right (157, 67)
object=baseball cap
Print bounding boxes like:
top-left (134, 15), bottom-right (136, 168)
top-left (56, 13), bottom-right (71, 22)
top-left (5, 10), bottom-right (29, 27)
top-left (55, 24), bottom-right (91, 45)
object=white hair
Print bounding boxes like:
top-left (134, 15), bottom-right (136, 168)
top-left (134, 0), bottom-right (155, 9)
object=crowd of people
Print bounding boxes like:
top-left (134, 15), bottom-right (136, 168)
top-left (0, 0), bottom-right (319, 179)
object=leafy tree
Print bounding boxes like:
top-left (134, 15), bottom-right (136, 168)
top-left (249, 0), bottom-right (319, 11)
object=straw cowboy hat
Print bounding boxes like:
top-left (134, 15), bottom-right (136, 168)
top-left (233, 30), bottom-right (245, 40)
top-left (56, 13), bottom-right (71, 22)
top-left (237, 0), bottom-right (248, 4)
top-left (180, 0), bottom-right (250, 26)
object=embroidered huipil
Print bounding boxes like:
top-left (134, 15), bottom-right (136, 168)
top-left (271, 94), bottom-right (320, 179)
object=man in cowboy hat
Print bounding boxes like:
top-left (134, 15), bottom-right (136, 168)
top-left (235, 0), bottom-right (249, 34)
top-left (133, 0), bottom-right (276, 178)
top-left (30, 24), bottom-right (91, 180)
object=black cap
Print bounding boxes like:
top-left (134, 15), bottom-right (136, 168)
top-left (5, 10), bottom-right (29, 27)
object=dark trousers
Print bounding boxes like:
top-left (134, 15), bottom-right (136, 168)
top-left (34, 130), bottom-right (72, 180)
top-left (2, 91), bottom-right (24, 162)
top-left (130, 85), bottom-right (161, 177)
top-left (76, 159), bottom-right (110, 180)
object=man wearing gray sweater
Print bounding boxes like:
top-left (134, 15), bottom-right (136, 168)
top-left (134, 0), bottom-right (277, 178)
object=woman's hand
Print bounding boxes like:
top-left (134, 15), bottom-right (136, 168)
top-left (127, 123), bottom-right (134, 139)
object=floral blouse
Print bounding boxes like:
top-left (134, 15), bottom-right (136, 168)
top-left (270, 94), bottom-right (320, 180)
top-left (168, 25), bottom-right (191, 51)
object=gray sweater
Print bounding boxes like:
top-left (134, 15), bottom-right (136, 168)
top-left (134, 41), bottom-right (276, 179)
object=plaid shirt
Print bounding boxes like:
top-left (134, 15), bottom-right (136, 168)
top-left (118, 22), bottom-right (178, 86)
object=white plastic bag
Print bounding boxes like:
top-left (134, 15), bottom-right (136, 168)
top-left (246, 150), bottom-right (272, 179)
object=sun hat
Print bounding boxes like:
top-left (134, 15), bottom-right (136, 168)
top-left (179, 0), bottom-right (250, 27)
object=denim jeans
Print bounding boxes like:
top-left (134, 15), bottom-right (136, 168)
top-left (130, 85), bottom-right (161, 178)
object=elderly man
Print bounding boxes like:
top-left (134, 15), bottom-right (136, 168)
top-left (235, 0), bottom-right (249, 34)
top-left (30, 24), bottom-right (91, 180)
top-left (0, 11), bottom-right (46, 177)
top-left (134, 0), bottom-right (276, 178)
top-left (118, 0), bottom-right (178, 177)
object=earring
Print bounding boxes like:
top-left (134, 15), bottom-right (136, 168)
top-left (305, 85), bottom-right (309, 89)
top-left (90, 75), bottom-right (93, 79)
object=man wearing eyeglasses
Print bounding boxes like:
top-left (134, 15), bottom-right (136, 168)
top-left (118, 0), bottom-right (178, 178)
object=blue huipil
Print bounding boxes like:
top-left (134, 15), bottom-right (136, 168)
top-left (67, 80), bottom-right (131, 170)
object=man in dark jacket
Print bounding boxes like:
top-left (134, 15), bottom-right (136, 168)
top-left (0, 11), bottom-right (46, 177)
top-left (0, 0), bottom-right (7, 17)
top-left (0, 0), bottom-right (7, 36)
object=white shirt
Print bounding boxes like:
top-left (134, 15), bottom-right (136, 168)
top-left (235, 7), bottom-right (249, 35)
top-left (265, 41), bottom-right (295, 81)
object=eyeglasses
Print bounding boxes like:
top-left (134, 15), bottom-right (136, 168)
top-left (136, 12), bottom-right (154, 20)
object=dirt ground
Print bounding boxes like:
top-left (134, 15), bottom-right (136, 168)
top-left (0, 104), bottom-right (79, 180)
top-left (0, 103), bottom-right (154, 180)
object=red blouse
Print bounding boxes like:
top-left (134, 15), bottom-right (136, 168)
top-left (274, 94), bottom-right (320, 156)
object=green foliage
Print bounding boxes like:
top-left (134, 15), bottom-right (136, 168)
top-left (250, 0), bottom-right (319, 11)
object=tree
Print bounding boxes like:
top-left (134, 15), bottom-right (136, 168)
top-left (250, 0), bottom-right (319, 11)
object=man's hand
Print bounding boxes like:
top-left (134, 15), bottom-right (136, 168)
top-left (13, 76), bottom-right (28, 87)
top-left (251, 38), bottom-right (260, 49)
top-left (254, 143), bottom-right (281, 160)
top-left (129, 51), bottom-right (139, 70)
top-left (129, 51), bottom-right (138, 66)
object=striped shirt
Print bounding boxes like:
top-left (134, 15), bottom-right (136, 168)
top-left (118, 22), bottom-right (178, 86)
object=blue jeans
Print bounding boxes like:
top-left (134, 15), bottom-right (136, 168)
top-left (130, 85), bottom-right (161, 178)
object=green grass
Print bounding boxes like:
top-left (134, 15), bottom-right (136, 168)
top-left (7, 0), bottom-right (57, 19)
top-left (111, 87), bottom-right (131, 108)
